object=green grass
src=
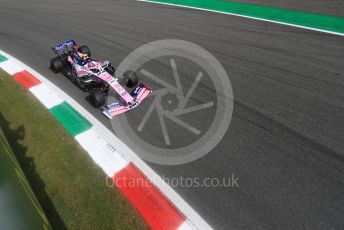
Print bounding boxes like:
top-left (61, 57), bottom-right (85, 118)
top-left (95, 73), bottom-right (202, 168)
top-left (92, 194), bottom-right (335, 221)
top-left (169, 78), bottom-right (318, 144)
top-left (0, 69), bottom-right (148, 230)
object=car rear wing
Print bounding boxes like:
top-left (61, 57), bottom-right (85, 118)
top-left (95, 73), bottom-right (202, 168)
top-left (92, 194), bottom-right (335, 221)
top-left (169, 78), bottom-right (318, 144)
top-left (51, 39), bottom-right (76, 54)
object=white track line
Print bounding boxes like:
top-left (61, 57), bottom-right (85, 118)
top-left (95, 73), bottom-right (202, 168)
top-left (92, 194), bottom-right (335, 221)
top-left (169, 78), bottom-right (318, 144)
top-left (29, 84), bottom-right (64, 109)
top-left (75, 128), bottom-right (129, 177)
top-left (137, 0), bottom-right (344, 37)
top-left (0, 59), bottom-right (24, 75)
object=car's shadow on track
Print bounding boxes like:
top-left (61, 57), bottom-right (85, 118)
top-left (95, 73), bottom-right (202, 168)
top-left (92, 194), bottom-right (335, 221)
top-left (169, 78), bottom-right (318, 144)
top-left (49, 66), bottom-right (83, 90)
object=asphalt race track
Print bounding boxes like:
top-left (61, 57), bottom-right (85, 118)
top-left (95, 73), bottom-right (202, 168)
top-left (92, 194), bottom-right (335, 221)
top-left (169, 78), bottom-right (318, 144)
top-left (1, 0), bottom-right (344, 229)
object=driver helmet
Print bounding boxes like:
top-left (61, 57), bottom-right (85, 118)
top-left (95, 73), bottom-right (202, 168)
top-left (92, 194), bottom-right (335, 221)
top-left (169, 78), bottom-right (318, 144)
top-left (82, 53), bottom-right (90, 62)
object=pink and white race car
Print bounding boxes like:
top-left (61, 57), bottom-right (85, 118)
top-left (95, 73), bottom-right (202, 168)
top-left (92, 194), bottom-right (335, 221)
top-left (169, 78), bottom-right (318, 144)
top-left (50, 40), bottom-right (151, 118)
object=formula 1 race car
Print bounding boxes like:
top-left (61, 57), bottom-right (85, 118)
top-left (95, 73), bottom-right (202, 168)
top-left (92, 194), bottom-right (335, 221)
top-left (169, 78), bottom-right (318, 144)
top-left (50, 40), bottom-right (151, 118)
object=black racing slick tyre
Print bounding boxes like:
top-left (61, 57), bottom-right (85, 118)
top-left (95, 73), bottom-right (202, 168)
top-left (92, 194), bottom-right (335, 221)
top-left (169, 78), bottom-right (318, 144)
top-left (89, 90), bottom-right (105, 108)
top-left (123, 71), bottom-right (139, 88)
top-left (78, 45), bottom-right (91, 57)
top-left (50, 57), bottom-right (63, 73)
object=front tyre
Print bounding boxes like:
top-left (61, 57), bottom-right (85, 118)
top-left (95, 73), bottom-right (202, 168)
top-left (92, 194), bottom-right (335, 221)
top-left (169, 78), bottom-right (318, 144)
top-left (89, 90), bottom-right (105, 108)
top-left (50, 57), bottom-right (64, 73)
top-left (123, 71), bottom-right (138, 88)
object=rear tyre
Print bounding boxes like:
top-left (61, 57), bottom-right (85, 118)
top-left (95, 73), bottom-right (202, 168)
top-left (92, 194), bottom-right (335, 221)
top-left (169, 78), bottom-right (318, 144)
top-left (50, 57), bottom-right (64, 73)
top-left (78, 45), bottom-right (91, 57)
top-left (89, 90), bottom-right (105, 108)
top-left (123, 71), bottom-right (138, 88)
